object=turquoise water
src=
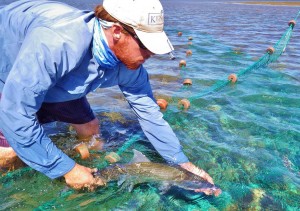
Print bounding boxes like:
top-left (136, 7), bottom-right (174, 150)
top-left (1, 0), bottom-right (300, 210)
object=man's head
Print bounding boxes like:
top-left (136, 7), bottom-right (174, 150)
top-left (95, 0), bottom-right (174, 70)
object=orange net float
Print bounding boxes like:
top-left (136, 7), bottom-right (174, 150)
top-left (228, 74), bottom-right (238, 83)
top-left (186, 50), bottom-right (192, 56)
top-left (88, 138), bottom-right (104, 151)
top-left (188, 42), bottom-right (192, 45)
top-left (179, 60), bottom-right (186, 68)
top-left (75, 143), bottom-right (90, 160)
top-left (177, 31), bottom-right (183, 36)
top-left (183, 78), bottom-right (192, 85)
top-left (178, 98), bottom-right (190, 109)
top-left (157, 98), bottom-right (168, 110)
top-left (188, 36), bottom-right (193, 41)
top-left (266, 46), bottom-right (275, 55)
top-left (104, 152), bottom-right (121, 163)
top-left (288, 20), bottom-right (296, 28)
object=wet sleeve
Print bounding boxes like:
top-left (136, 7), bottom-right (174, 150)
top-left (0, 27), bottom-right (76, 179)
top-left (118, 65), bottom-right (189, 164)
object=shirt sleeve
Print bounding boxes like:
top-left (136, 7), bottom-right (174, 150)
top-left (118, 64), bottom-right (189, 164)
top-left (0, 27), bottom-right (77, 179)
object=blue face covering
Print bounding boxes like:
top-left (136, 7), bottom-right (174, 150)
top-left (92, 18), bottom-right (120, 69)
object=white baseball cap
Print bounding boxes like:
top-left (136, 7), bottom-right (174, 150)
top-left (103, 0), bottom-right (174, 55)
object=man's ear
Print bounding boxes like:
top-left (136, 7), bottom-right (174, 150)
top-left (112, 23), bottom-right (122, 40)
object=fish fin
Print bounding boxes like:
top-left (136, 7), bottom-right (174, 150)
top-left (158, 182), bottom-right (172, 194)
top-left (117, 175), bottom-right (127, 187)
top-left (130, 149), bottom-right (151, 163)
top-left (118, 176), bottom-right (137, 192)
top-left (127, 182), bottom-right (134, 192)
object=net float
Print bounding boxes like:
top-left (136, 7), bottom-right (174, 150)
top-left (228, 74), bottom-right (237, 83)
top-left (177, 31), bottom-right (183, 36)
top-left (183, 78), bottom-right (192, 85)
top-left (179, 60), bottom-right (186, 68)
top-left (75, 143), bottom-right (90, 160)
top-left (157, 98), bottom-right (168, 110)
top-left (288, 20), bottom-right (296, 28)
top-left (89, 139), bottom-right (103, 151)
top-left (186, 50), bottom-right (192, 56)
top-left (105, 152), bottom-right (121, 163)
top-left (266, 46), bottom-right (275, 55)
top-left (178, 99), bottom-right (190, 109)
top-left (188, 36), bottom-right (193, 40)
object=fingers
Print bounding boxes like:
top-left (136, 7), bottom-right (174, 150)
top-left (198, 169), bottom-right (214, 185)
top-left (194, 188), bottom-right (213, 195)
top-left (64, 164), bottom-right (105, 191)
top-left (204, 174), bottom-right (214, 185)
top-left (94, 176), bottom-right (106, 186)
top-left (72, 176), bottom-right (105, 191)
top-left (214, 188), bottom-right (222, 196)
top-left (194, 187), bottom-right (222, 196)
top-left (179, 162), bottom-right (215, 184)
top-left (83, 177), bottom-right (106, 192)
top-left (85, 167), bottom-right (97, 174)
top-left (196, 169), bottom-right (214, 185)
top-left (91, 168), bottom-right (98, 173)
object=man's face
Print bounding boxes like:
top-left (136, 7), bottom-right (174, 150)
top-left (112, 32), bottom-right (154, 70)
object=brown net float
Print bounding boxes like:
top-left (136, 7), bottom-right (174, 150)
top-left (88, 137), bottom-right (104, 151)
top-left (228, 74), bottom-right (238, 83)
top-left (104, 152), bottom-right (121, 163)
top-left (177, 31), bottom-right (183, 36)
top-left (288, 20), bottom-right (296, 28)
top-left (266, 46), bottom-right (275, 55)
top-left (157, 98), bottom-right (168, 110)
top-left (75, 143), bottom-right (90, 160)
top-left (178, 99), bottom-right (190, 109)
top-left (179, 60), bottom-right (186, 68)
top-left (183, 78), bottom-right (192, 85)
top-left (186, 50), bottom-right (192, 56)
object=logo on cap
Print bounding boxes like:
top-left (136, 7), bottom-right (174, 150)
top-left (148, 10), bottom-right (164, 25)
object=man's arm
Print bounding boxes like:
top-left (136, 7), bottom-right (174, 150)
top-left (0, 28), bottom-right (77, 179)
top-left (119, 64), bottom-right (188, 163)
top-left (118, 64), bottom-right (214, 184)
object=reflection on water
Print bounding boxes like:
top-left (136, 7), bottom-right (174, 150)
top-left (1, 0), bottom-right (300, 210)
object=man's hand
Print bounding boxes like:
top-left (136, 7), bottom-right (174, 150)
top-left (179, 162), bottom-right (214, 185)
top-left (64, 163), bottom-right (105, 191)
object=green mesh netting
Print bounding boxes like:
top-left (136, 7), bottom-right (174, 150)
top-left (184, 12), bottom-right (299, 103)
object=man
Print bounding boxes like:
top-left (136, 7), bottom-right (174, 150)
top-left (0, 0), bottom-right (214, 191)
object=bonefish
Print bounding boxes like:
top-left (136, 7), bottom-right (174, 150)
top-left (94, 149), bottom-right (221, 196)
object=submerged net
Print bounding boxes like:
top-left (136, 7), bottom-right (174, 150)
top-left (186, 12), bottom-right (299, 102)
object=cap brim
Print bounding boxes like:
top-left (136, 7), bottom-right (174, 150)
top-left (134, 29), bottom-right (174, 55)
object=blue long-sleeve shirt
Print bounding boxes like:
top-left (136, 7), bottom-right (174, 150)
top-left (0, 0), bottom-right (188, 179)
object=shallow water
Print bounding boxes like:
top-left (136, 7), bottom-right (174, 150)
top-left (1, 0), bottom-right (300, 210)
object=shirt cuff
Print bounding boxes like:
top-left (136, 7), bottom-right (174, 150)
top-left (168, 151), bottom-right (189, 164)
top-left (43, 154), bottom-right (76, 179)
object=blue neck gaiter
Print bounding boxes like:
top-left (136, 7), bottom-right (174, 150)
top-left (92, 18), bottom-right (120, 69)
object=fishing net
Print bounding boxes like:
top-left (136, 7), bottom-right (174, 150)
top-left (182, 13), bottom-right (299, 103)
